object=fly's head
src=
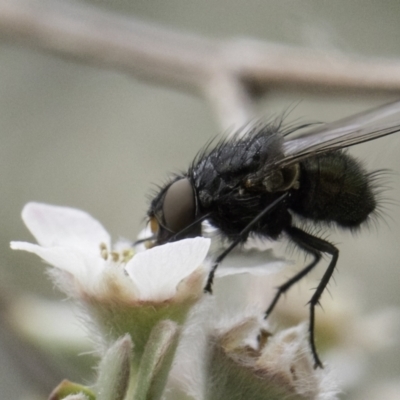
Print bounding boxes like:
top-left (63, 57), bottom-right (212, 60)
top-left (148, 177), bottom-right (201, 245)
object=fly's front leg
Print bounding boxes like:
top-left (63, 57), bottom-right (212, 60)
top-left (204, 193), bottom-right (288, 293)
top-left (204, 241), bottom-right (239, 293)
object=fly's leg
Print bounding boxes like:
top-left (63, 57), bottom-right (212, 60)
top-left (264, 237), bottom-right (321, 319)
top-left (204, 192), bottom-right (288, 293)
top-left (265, 225), bottom-right (338, 369)
top-left (204, 237), bottom-right (243, 293)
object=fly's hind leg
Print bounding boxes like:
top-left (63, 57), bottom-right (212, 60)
top-left (265, 225), bottom-right (339, 369)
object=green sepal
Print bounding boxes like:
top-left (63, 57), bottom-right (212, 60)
top-left (96, 334), bottom-right (132, 400)
top-left (130, 320), bottom-right (180, 400)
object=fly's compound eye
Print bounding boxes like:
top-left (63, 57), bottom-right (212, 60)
top-left (163, 178), bottom-right (196, 233)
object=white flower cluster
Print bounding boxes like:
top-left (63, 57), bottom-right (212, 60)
top-left (11, 202), bottom-right (339, 400)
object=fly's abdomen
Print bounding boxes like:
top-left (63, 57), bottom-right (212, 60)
top-left (290, 151), bottom-right (377, 228)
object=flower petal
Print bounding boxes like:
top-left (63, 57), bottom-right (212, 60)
top-left (215, 261), bottom-right (287, 278)
top-left (10, 241), bottom-right (104, 282)
top-left (21, 202), bottom-right (111, 253)
top-left (125, 237), bottom-right (210, 301)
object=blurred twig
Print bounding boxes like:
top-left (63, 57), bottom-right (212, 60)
top-left (1, 0), bottom-right (400, 129)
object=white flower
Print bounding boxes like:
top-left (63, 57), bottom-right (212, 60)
top-left (11, 202), bottom-right (210, 303)
top-left (10, 202), bottom-right (213, 353)
top-left (10, 202), bottom-right (342, 400)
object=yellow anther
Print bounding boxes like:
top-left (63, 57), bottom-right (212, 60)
top-left (100, 242), bottom-right (108, 260)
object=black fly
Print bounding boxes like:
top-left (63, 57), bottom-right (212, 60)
top-left (146, 100), bottom-right (400, 368)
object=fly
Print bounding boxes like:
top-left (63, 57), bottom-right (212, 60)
top-left (145, 100), bottom-right (400, 368)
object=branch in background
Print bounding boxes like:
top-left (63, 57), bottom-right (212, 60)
top-left (1, 0), bottom-right (400, 128)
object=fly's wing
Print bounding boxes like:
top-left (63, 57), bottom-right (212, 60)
top-left (280, 100), bottom-right (400, 167)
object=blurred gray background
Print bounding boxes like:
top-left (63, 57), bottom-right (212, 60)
top-left (1, 1), bottom-right (400, 399)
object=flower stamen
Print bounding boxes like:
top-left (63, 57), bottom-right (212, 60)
top-left (100, 242), bottom-right (109, 260)
top-left (122, 249), bottom-right (134, 263)
top-left (100, 242), bottom-right (135, 265)
top-left (111, 251), bottom-right (120, 262)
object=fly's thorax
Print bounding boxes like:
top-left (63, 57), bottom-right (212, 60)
top-left (289, 151), bottom-right (377, 228)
